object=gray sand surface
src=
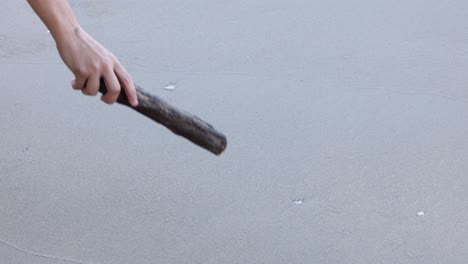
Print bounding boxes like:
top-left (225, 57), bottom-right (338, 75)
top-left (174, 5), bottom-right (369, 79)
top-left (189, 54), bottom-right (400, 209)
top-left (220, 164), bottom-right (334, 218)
top-left (1, 0), bottom-right (468, 263)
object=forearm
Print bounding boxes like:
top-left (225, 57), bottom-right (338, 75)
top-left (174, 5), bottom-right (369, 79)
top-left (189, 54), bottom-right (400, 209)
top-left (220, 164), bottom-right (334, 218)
top-left (27, 0), bottom-right (80, 44)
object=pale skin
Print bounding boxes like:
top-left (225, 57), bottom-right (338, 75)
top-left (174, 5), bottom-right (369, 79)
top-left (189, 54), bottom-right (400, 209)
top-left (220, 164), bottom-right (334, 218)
top-left (27, 0), bottom-right (138, 107)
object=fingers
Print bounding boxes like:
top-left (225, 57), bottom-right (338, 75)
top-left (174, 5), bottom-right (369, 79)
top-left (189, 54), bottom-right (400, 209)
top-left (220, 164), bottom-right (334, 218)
top-left (115, 63), bottom-right (138, 107)
top-left (69, 56), bottom-right (136, 106)
top-left (82, 74), bottom-right (100, 96)
top-left (101, 70), bottom-right (121, 104)
top-left (71, 76), bottom-right (87, 90)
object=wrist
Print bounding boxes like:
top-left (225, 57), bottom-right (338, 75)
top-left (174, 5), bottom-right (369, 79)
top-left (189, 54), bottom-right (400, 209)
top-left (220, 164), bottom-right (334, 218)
top-left (27, 0), bottom-right (81, 44)
top-left (52, 23), bottom-right (82, 43)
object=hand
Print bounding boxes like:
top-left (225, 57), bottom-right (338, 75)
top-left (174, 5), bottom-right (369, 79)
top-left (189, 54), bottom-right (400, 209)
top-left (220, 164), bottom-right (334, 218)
top-left (56, 27), bottom-right (138, 106)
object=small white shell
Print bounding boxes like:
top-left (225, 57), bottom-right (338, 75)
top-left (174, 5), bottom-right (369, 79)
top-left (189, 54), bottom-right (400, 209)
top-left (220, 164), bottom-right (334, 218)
top-left (416, 211), bottom-right (425, 216)
top-left (163, 85), bottom-right (176, 91)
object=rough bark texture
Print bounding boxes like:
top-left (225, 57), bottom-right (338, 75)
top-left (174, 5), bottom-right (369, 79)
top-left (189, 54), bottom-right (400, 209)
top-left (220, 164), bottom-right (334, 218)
top-left (99, 81), bottom-right (227, 155)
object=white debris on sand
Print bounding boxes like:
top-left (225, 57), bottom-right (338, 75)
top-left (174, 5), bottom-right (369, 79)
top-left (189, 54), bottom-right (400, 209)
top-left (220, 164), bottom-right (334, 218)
top-left (416, 211), bottom-right (425, 216)
top-left (163, 83), bottom-right (177, 91)
top-left (292, 199), bottom-right (303, 205)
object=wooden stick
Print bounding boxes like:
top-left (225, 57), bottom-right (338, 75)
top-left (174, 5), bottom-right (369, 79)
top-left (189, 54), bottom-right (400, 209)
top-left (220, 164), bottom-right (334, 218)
top-left (99, 81), bottom-right (227, 155)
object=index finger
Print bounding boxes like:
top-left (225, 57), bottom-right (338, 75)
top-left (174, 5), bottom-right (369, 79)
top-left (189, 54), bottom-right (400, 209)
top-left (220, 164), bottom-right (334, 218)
top-left (114, 63), bottom-right (138, 107)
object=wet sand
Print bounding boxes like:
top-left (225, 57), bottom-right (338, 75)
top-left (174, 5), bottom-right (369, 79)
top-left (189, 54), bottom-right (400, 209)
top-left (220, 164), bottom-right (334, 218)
top-left (1, 0), bottom-right (468, 263)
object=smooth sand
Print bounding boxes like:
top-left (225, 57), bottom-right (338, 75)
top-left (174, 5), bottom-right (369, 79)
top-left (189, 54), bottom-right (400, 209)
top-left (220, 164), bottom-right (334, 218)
top-left (1, 0), bottom-right (468, 263)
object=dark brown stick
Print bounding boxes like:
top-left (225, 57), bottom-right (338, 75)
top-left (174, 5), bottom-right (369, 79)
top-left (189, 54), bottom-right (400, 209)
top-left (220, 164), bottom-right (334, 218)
top-left (99, 81), bottom-right (227, 155)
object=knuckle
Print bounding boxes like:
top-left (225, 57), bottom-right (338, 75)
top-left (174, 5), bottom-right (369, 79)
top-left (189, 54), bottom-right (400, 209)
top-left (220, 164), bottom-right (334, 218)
top-left (108, 54), bottom-right (117, 62)
top-left (91, 62), bottom-right (100, 71)
top-left (102, 97), bottom-right (115, 104)
top-left (71, 80), bottom-right (79, 89)
top-left (106, 57), bottom-right (115, 65)
top-left (82, 87), bottom-right (98, 96)
top-left (102, 57), bottom-right (114, 68)
top-left (75, 68), bottom-right (87, 77)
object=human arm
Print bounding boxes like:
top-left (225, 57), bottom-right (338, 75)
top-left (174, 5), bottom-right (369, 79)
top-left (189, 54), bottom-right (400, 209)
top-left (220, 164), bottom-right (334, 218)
top-left (27, 0), bottom-right (138, 106)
